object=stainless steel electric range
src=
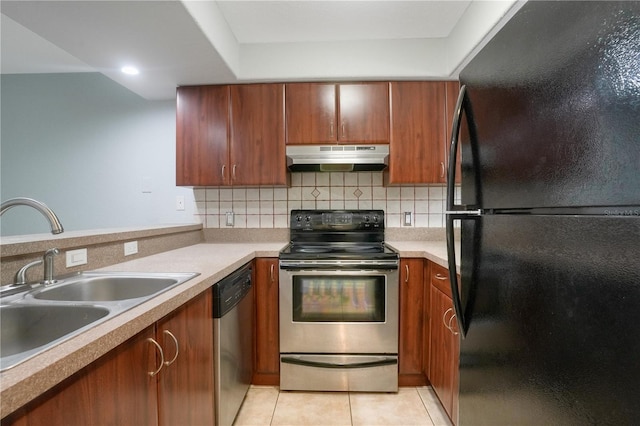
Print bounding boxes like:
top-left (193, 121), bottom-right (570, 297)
top-left (279, 210), bottom-right (400, 392)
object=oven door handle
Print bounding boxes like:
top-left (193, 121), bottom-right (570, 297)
top-left (281, 356), bottom-right (397, 369)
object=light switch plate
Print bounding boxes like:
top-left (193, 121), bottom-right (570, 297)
top-left (226, 212), bottom-right (234, 227)
top-left (176, 195), bottom-right (185, 211)
top-left (66, 248), bottom-right (88, 267)
top-left (124, 241), bottom-right (138, 256)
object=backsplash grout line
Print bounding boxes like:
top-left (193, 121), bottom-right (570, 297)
top-left (193, 172), bottom-right (461, 229)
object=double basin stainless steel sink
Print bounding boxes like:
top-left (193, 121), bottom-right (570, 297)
top-left (0, 271), bottom-right (199, 372)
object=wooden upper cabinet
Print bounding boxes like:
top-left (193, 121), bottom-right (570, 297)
top-left (176, 85), bottom-right (229, 186)
top-left (230, 84), bottom-right (288, 186)
top-left (285, 82), bottom-right (389, 144)
top-left (385, 81), bottom-right (446, 185)
top-left (338, 83), bottom-right (389, 143)
top-left (285, 83), bottom-right (336, 144)
top-left (177, 84), bottom-right (288, 187)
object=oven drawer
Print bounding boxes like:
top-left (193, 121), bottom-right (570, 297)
top-left (280, 354), bottom-right (398, 392)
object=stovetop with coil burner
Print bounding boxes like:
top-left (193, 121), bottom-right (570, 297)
top-left (279, 210), bottom-right (398, 268)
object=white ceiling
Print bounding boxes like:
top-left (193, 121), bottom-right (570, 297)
top-left (216, 1), bottom-right (469, 43)
top-left (0, 1), bottom-right (523, 100)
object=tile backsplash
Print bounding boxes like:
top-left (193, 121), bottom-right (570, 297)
top-left (193, 172), bottom-right (461, 229)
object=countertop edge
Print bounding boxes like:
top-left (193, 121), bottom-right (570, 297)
top-left (1, 239), bottom-right (454, 418)
top-left (0, 242), bottom-right (283, 419)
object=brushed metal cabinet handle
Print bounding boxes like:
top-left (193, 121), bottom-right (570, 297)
top-left (448, 314), bottom-right (460, 336)
top-left (442, 307), bottom-right (454, 330)
top-left (162, 330), bottom-right (179, 366)
top-left (434, 273), bottom-right (447, 281)
top-left (270, 263), bottom-right (275, 283)
top-left (147, 338), bottom-right (165, 377)
top-left (404, 264), bottom-right (410, 283)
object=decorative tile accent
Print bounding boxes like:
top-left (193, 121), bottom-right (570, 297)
top-left (192, 172), bottom-right (458, 229)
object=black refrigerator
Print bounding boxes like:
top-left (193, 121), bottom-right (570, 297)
top-left (445, 1), bottom-right (640, 424)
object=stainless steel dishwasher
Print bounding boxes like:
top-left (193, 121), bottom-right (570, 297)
top-left (212, 262), bottom-right (253, 426)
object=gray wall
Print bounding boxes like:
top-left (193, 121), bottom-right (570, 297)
top-left (1, 73), bottom-right (195, 236)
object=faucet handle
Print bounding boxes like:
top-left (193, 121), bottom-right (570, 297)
top-left (14, 259), bottom-right (44, 285)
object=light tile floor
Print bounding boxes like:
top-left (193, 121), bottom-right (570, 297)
top-left (234, 386), bottom-right (452, 426)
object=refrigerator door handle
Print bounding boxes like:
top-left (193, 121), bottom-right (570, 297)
top-left (446, 84), bottom-right (476, 338)
top-left (446, 213), bottom-right (467, 338)
top-left (446, 84), bottom-right (466, 213)
top-left (445, 210), bottom-right (481, 216)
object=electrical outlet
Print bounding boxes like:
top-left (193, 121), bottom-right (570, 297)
top-left (66, 248), bottom-right (88, 267)
top-left (226, 212), bottom-right (234, 227)
top-left (403, 212), bottom-right (412, 226)
top-left (124, 241), bottom-right (138, 256)
top-left (176, 195), bottom-right (185, 211)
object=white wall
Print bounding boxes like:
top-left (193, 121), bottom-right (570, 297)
top-left (0, 72), bottom-right (196, 236)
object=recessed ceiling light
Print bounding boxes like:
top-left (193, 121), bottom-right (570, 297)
top-left (121, 66), bottom-right (139, 75)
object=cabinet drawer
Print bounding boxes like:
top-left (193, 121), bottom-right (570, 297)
top-left (430, 263), bottom-right (452, 298)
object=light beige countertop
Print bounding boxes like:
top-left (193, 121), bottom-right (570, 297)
top-left (386, 239), bottom-right (460, 272)
top-left (0, 242), bottom-right (285, 419)
top-left (1, 238), bottom-right (456, 418)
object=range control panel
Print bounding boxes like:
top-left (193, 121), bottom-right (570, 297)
top-left (290, 210), bottom-right (384, 231)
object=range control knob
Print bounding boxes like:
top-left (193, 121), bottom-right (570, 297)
top-left (373, 215), bottom-right (379, 223)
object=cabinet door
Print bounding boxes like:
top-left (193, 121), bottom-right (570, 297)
top-left (285, 83), bottom-right (336, 144)
top-left (338, 82), bottom-right (389, 143)
top-left (3, 327), bottom-right (158, 426)
top-left (451, 316), bottom-right (460, 426)
top-left (422, 261), bottom-right (432, 379)
top-left (398, 258), bottom-right (426, 386)
top-left (386, 81), bottom-right (446, 184)
top-left (253, 258), bottom-right (280, 385)
top-left (156, 290), bottom-right (214, 426)
top-left (230, 84), bottom-right (288, 185)
top-left (445, 81), bottom-right (462, 184)
top-left (176, 85), bottom-right (230, 186)
top-left (429, 284), bottom-right (455, 417)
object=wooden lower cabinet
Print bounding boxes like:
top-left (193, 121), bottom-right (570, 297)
top-left (398, 258), bottom-right (427, 386)
top-left (428, 262), bottom-right (460, 425)
top-left (253, 258), bottom-right (280, 385)
top-left (3, 290), bottom-right (214, 426)
top-left (156, 289), bottom-right (214, 425)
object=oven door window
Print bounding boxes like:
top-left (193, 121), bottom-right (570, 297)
top-left (292, 276), bottom-right (386, 322)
